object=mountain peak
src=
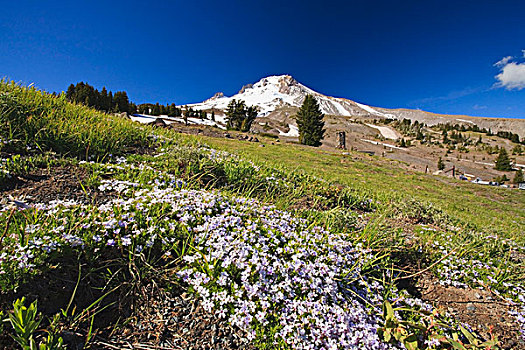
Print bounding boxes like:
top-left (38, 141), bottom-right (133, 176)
top-left (185, 74), bottom-right (398, 118)
top-left (204, 92), bottom-right (225, 102)
top-left (252, 75), bottom-right (299, 92)
top-left (185, 74), bottom-right (355, 116)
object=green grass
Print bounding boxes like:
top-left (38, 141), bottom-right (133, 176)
top-left (201, 136), bottom-right (525, 240)
top-left (0, 80), bottom-right (153, 159)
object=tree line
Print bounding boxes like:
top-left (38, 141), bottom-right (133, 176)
top-left (138, 103), bottom-right (182, 117)
top-left (66, 82), bottom-right (137, 114)
top-left (435, 122), bottom-right (523, 145)
top-left (65, 82), bottom-right (188, 117)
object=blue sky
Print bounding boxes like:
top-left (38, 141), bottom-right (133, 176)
top-left (1, 0), bottom-right (524, 118)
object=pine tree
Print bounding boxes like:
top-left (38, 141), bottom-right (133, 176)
top-left (494, 148), bottom-right (512, 171)
top-left (437, 157), bottom-right (445, 170)
top-left (152, 103), bottom-right (161, 116)
top-left (513, 168), bottom-right (524, 184)
top-left (295, 95), bottom-right (325, 146)
top-left (241, 106), bottom-right (258, 132)
top-left (442, 131), bottom-right (449, 144)
top-left (168, 103), bottom-right (178, 117)
top-left (113, 91), bottom-right (130, 113)
top-left (108, 91), bottom-right (113, 111)
top-left (183, 106), bottom-right (189, 125)
top-left (225, 100), bottom-right (258, 131)
top-left (100, 87), bottom-right (111, 111)
top-left (66, 84), bottom-right (76, 100)
top-left (226, 100), bottom-right (240, 130)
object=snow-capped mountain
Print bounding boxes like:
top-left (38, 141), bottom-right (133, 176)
top-left (174, 74), bottom-right (524, 139)
top-left (185, 75), bottom-right (395, 118)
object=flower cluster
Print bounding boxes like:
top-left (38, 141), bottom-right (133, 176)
top-left (1, 180), bottom-right (394, 349)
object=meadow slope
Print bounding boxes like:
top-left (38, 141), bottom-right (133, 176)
top-left (0, 81), bottom-right (524, 349)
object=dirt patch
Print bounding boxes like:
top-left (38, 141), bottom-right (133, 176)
top-left (101, 285), bottom-right (255, 350)
top-left (0, 254), bottom-right (254, 350)
top-left (1, 165), bottom-right (113, 207)
top-left (418, 276), bottom-right (524, 349)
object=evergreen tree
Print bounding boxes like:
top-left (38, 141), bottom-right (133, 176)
top-left (113, 91), bottom-right (130, 113)
top-left (295, 95), bottom-right (325, 146)
top-left (168, 103), bottom-right (178, 117)
top-left (108, 91), bottom-right (113, 111)
top-left (183, 106), bottom-right (189, 125)
top-left (513, 168), bottom-right (524, 184)
top-left (225, 100), bottom-right (258, 132)
top-left (442, 130), bottom-right (449, 144)
top-left (494, 148), bottom-right (512, 171)
top-left (225, 100), bottom-right (240, 129)
top-left (100, 87), bottom-right (111, 111)
top-left (241, 106), bottom-right (258, 132)
top-left (152, 103), bottom-right (161, 116)
top-left (211, 110), bottom-right (215, 121)
top-left (437, 157), bottom-right (445, 170)
top-left (66, 84), bottom-right (76, 100)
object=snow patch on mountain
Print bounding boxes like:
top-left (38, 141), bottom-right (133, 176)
top-left (365, 123), bottom-right (400, 140)
top-left (185, 75), bottom-right (366, 117)
top-left (278, 124), bottom-right (299, 137)
top-left (184, 74), bottom-right (406, 121)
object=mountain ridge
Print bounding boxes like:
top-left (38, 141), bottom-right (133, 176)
top-left (180, 74), bottom-right (525, 138)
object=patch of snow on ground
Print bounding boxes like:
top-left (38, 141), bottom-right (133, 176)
top-left (355, 102), bottom-right (385, 116)
top-left (329, 98), bottom-right (352, 116)
top-left (129, 115), bottom-right (158, 124)
top-left (457, 119), bottom-right (475, 124)
top-left (365, 124), bottom-right (400, 140)
top-left (278, 124), bottom-right (299, 137)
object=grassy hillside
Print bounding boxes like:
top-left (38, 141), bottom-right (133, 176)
top-left (203, 137), bottom-right (525, 239)
top-left (0, 82), bottom-right (523, 350)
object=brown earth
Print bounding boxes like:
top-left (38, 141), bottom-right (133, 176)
top-left (418, 275), bottom-right (524, 349)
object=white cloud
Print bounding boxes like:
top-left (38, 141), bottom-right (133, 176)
top-left (494, 51), bottom-right (525, 90)
top-left (494, 56), bottom-right (512, 67)
top-left (523, 49), bottom-right (525, 58)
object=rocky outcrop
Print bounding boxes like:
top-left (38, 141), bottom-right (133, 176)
top-left (238, 84), bottom-right (253, 94)
top-left (205, 92), bottom-right (224, 102)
